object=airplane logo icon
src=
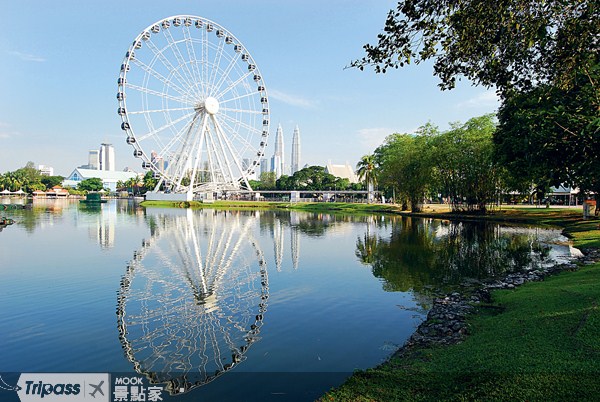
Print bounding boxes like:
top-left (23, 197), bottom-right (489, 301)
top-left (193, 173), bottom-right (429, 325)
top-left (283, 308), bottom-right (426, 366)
top-left (89, 380), bottom-right (105, 398)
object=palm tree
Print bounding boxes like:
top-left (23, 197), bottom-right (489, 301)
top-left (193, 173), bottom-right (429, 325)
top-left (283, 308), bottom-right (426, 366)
top-left (356, 154), bottom-right (377, 202)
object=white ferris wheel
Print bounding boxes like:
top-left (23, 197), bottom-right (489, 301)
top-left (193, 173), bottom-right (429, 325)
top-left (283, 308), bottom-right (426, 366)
top-left (117, 15), bottom-right (269, 200)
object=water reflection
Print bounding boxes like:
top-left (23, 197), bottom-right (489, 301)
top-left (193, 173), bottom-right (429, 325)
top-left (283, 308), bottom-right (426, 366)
top-left (356, 217), bottom-right (556, 293)
top-left (117, 209), bottom-right (269, 395)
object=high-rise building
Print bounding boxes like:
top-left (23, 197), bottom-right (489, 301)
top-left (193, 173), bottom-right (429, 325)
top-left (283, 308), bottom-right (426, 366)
top-left (99, 143), bottom-right (115, 171)
top-left (291, 125), bottom-right (301, 175)
top-left (270, 124), bottom-right (285, 179)
top-left (89, 150), bottom-right (100, 170)
top-left (260, 158), bottom-right (269, 176)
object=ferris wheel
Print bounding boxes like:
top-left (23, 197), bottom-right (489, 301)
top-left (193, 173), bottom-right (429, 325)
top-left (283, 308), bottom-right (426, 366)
top-left (117, 209), bottom-right (269, 394)
top-left (117, 16), bottom-right (269, 199)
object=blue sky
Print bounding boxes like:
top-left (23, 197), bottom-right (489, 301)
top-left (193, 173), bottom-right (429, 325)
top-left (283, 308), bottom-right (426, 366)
top-left (0, 0), bottom-right (499, 176)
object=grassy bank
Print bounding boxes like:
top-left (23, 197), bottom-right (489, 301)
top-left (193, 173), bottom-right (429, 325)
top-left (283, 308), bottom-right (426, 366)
top-left (322, 210), bottom-right (600, 401)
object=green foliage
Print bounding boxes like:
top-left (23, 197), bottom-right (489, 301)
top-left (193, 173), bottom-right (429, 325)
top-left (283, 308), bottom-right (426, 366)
top-left (495, 62), bottom-right (600, 197)
top-left (77, 177), bottom-right (104, 192)
top-left (0, 161), bottom-right (58, 193)
top-left (40, 175), bottom-right (65, 190)
top-left (356, 154), bottom-right (377, 191)
top-left (375, 125), bottom-right (436, 212)
top-left (258, 171), bottom-right (276, 190)
top-left (431, 114), bottom-right (502, 212)
top-left (276, 166), bottom-right (348, 191)
top-left (142, 171), bottom-right (157, 194)
top-left (353, 0), bottom-right (598, 94)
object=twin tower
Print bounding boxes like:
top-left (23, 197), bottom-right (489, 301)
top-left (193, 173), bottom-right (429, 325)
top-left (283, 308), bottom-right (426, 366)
top-left (269, 124), bottom-right (301, 179)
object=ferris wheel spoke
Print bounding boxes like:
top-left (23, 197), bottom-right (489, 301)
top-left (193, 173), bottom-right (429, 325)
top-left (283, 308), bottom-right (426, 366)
top-left (219, 91), bottom-right (257, 105)
top-left (126, 83), bottom-right (193, 105)
top-left (209, 53), bottom-right (242, 98)
top-left (162, 29), bottom-right (202, 100)
top-left (220, 107), bottom-right (263, 115)
top-left (182, 25), bottom-right (205, 97)
top-left (145, 38), bottom-right (197, 96)
top-left (138, 111), bottom-right (197, 142)
top-left (208, 39), bottom-right (226, 94)
top-left (213, 70), bottom-right (255, 100)
top-left (128, 106), bottom-right (195, 115)
top-left (218, 113), bottom-right (263, 146)
top-left (130, 57), bottom-right (189, 98)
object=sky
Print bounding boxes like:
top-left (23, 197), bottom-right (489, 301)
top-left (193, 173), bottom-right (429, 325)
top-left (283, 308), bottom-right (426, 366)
top-left (0, 0), bottom-right (499, 176)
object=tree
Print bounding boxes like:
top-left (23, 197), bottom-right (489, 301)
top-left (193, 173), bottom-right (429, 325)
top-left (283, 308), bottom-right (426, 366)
top-left (430, 115), bottom-right (502, 212)
top-left (495, 64), bottom-right (600, 199)
top-left (356, 154), bottom-right (378, 195)
top-left (352, 0), bottom-right (598, 93)
top-left (78, 178), bottom-right (104, 192)
top-left (142, 171), bottom-right (158, 193)
top-left (374, 128), bottom-right (434, 212)
top-left (41, 176), bottom-right (64, 190)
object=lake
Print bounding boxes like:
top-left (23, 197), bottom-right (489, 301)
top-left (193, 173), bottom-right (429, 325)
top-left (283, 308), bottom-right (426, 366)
top-left (0, 199), bottom-right (575, 401)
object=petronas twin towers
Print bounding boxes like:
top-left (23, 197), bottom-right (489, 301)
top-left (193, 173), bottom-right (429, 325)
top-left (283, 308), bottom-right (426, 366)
top-left (271, 124), bottom-right (301, 178)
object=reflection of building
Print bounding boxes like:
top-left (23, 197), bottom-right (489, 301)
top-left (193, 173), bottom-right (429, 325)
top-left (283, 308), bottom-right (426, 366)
top-left (87, 201), bottom-right (116, 248)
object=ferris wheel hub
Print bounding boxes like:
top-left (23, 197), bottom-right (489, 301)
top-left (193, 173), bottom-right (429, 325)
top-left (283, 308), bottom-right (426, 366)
top-left (204, 97), bottom-right (219, 115)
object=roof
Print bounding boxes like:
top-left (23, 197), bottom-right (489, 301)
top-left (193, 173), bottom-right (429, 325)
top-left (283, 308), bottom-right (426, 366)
top-left (325, 163), bottom-right (359, 183)
top-left (66, 168), bottom-right (140, 182)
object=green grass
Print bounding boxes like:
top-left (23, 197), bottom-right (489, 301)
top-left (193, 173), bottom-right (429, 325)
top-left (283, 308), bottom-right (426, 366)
top-left (321, 211), bottom-right (600, 401)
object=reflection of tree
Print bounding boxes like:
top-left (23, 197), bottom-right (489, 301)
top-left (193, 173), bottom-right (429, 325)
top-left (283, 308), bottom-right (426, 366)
top-left (358, 217), bottom-right (552, 294)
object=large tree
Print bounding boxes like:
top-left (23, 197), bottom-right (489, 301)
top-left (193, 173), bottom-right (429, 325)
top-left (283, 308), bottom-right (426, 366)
top-left (356, 1), bottom-right (599, 200)
top-left (352, 0), bottom-right (598, 93)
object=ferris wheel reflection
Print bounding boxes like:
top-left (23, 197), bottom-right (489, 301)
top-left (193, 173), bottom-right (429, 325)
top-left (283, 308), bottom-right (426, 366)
top-left (117, 208), bottom-right (269, 395)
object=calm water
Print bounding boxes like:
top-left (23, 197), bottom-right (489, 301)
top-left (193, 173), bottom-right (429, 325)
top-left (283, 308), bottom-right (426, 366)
top-left (0, 199), bottom-right (574, 401)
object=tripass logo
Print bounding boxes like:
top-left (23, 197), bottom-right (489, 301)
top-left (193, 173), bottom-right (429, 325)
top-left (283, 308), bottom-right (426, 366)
top-left (11, 373), bottom-right (110, 402)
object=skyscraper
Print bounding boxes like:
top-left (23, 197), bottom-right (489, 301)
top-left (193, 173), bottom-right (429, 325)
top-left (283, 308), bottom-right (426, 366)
top-left (99, 143), bottom-right (115, 171)
top-left (270, 124), bottom-right (284, 179)
top-left (291, 125), bottom-right (301, 175)
top-left (89, 150), bottom-right (100, 170)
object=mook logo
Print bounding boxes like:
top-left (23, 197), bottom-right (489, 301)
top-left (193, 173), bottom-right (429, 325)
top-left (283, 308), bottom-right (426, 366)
top-left (15, 373), bottom-right (110, 402)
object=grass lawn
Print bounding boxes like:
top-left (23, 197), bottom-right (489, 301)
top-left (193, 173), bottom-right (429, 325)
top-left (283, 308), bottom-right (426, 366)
top-left (321, 208), bottom-right (600, 401)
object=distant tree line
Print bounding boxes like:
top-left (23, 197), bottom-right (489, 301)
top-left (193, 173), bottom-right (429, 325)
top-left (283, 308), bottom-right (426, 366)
top-left (0, 162), bottom-right (64, 193)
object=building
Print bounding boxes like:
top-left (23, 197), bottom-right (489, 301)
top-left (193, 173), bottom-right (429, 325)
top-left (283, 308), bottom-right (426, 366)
top-left (63, 168), bottom-right (139, 192)
top-left (260, 158), bottom-right (269, 176)
top-left (89, 150), bottom-right (100, 170)
top-left (270, 124), bottom-right (285, 179)
top-left (99, 143), bottom-right (115, 171)
top-left (291, 125), bottom-right (301, 175)
top-left (325, 162), bottom-right (359, 183)
top-left (38, 165), bottom-right (54, 176)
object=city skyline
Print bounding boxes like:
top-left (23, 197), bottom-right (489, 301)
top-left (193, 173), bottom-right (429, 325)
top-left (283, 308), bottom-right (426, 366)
top-left (0, 1), bottom-right (499, 176)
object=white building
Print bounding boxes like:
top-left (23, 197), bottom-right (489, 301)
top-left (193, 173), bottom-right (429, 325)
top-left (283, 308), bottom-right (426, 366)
top-left (38, 165), bottom-right (54, 176)
top-left (63, 168), bottom-right (139, 192)
top-left (99, 143), bottom-right (115, 171)
top-left (270, 124), bottom-right (285, 178)
top-left (325, 162), bottom-right (359, 183)
top-left (291, 125), bottom-right (301, 175)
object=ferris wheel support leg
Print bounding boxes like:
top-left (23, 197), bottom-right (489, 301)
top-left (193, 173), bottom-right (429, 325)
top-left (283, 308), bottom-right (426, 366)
top-left (211, 115), bottom-right (251, 190)
top-left (187, 114), bottom-right (210, 194)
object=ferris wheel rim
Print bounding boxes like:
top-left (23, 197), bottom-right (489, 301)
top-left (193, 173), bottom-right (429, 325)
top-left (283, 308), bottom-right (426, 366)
top-left (117, 15), bottom-right (270, 193)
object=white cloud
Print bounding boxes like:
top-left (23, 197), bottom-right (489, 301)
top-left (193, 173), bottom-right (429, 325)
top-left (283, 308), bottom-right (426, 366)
top-left (457, 90), bottom-right (499, 109)
top-left (269, 89), bottom-right (316, 109)
top-left (9, 50), bottom-right (46, 62)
